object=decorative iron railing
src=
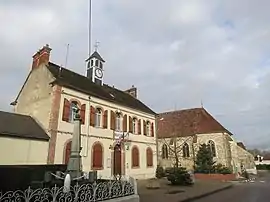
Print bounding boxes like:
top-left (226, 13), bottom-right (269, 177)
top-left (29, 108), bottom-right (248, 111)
top-left (0, 180), bottom-right (135, 202)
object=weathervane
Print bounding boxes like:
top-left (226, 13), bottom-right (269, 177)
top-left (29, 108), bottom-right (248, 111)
top-left (94, 41), bottom-right (100, 51)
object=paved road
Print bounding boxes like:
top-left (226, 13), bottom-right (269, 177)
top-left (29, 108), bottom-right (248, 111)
top-left (193, 174), bottom-right (270, 202)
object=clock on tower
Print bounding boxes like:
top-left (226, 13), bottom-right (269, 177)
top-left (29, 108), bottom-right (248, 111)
top-left (86, 51), bottom-right (105, 86)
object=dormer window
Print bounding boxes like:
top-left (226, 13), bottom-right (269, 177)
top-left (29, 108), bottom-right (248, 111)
top-left (69, 101), bottom-right (78, 122)
top-left (132, 118), bottom-right (137, 134)
top-left (115, 113), bottom-right (122, 131)
top-left (95, 108), bottom-right (102, 127)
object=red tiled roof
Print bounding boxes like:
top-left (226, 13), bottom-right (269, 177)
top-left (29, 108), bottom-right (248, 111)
top-left (157, 107), bottom-right (233, 139)
top-left (237, 142), bottom-right (246, 150)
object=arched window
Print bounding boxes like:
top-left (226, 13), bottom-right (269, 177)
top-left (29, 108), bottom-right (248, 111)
top-left (162, 144), bottom-right (168, 159)
top-left (146, 121), bottom-right (151, 136)
top-left (131, 146), bottom-right (139, 168)
top-left (208, 140), bottom-right (216, 157)
top-left (183, 143), bottom-right (190, 158)
top-left (132, 118), bottom-right (137, 134)
top-left (92, 142), bottom-right (103, 169)
top-left (69, 101), bottom-right (78, 122)
top-left (64, 140), bottom-right (72, 164)
top-left (95, 108), bottom-right (102, 127)
top-left (115, 113), bottom-right (122, 131)
top-left (146, 147), bottom-right (153, 167)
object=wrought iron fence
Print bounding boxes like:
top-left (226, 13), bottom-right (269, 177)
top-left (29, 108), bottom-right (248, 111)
top-left (0, 179), bottom-right (135, 202)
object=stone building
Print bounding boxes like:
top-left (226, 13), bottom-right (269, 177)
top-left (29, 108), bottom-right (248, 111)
top-left (10, 44), bottom-right (157, 179)
top-left (157, 107), bottom-right (255, 174)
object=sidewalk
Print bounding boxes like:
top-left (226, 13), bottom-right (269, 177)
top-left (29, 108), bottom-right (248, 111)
top-left (138, 178), bottom-right (233, 202)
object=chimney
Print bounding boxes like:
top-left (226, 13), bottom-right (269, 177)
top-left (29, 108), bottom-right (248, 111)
top-left (32, 44), bottom-right (52, 70)
top-left (125, 85), bottom-right (137, 98)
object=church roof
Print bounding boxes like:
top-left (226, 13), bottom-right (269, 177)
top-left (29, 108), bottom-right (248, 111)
top-left (157, 107), bottom-right (233, 139)
top-left (86, 51), bottom-right (105, 62)
top-left (47, 62), bottom-right (156, 115)
top-left (237, 142), bottom-right (246, 150)
top-left (0, 111), bottom-right (50, 141)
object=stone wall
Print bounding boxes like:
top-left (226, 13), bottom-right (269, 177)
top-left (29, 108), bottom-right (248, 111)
top-left (158, 132), bottom-right (233, 170)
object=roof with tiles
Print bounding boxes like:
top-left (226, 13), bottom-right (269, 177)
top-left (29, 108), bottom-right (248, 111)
top-left (157, 107), bottom-right (233, 139)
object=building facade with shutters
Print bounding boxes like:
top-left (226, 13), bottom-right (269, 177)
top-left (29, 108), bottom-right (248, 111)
top-left (157, 108), bottom-right (255, 174)
top-left (11, 45), bottom-right (157, 179)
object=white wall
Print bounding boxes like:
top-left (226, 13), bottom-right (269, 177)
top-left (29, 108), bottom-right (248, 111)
top-left (0, 136), bottom-right (49, 165)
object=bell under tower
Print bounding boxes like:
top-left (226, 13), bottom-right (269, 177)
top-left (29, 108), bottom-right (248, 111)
top-left (86, 50), bottom-right (105, 86)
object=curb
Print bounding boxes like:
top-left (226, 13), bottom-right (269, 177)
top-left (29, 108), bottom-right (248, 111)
top-left (179, 185), bottom-right (234, 202)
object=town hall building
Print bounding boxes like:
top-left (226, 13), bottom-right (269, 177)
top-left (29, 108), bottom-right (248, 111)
top-left (11, 44), bottom-right (157, 179)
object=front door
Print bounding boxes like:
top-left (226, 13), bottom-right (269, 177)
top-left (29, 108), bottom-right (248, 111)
top-left (113, 145), bottom-right (122, 176)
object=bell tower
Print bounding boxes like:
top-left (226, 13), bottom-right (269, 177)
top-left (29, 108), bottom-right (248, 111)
top-left (86, 48), bottom-right (105, 86)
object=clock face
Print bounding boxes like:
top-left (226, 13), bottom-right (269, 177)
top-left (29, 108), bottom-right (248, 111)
top-left (95, 68), bottom-right (103, 78)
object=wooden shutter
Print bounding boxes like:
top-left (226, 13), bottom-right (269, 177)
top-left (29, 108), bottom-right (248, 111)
top-left (80, 104), bottom-right (86, 124)
top-left (123, 114), bottom-right (127, 132)
top-left (151, 122), bottom-right (154, 137)
top-left (92, 143), bottom-right (103, 169)
top-left (103, 110), bottom-right (108, 128)
top-left (62, 98), bottom-right (70, 122)
top-left (132, 146), bottom-right (139, 168)
top-left (110, 110), bottom-right (116, 130)
top-left (143, 120), bottom-right (146, 135)
top-left (138, 119), bottom-right (141, 134)
top-left (64, 141), bottom-right (72, 164)
top-left (146, 148), bottom-right (153, 167)
top-left (129, 116), bottom-right (133, 133)
top-left (90, 106), bottom-right (95, 126)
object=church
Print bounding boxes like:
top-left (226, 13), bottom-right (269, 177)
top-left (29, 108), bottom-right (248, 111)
top-left (11, 44), bottom-right (157, 179)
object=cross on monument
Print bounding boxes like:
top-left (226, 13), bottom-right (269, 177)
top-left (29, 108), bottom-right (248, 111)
top-left (94, 41), bottom-right (100, 51)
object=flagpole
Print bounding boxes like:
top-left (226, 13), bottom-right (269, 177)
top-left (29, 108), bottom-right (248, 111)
top-left (88, 0), bottom-right (92, 57)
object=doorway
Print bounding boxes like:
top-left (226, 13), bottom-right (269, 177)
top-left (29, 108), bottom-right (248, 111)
top-left (113, 144), bottom-right (122, 176)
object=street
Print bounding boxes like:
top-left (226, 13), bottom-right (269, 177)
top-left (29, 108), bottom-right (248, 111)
top-left (192, 173), bottom-right (270, 202)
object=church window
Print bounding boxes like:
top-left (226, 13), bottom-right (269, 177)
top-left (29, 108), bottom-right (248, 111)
top-left (183, 143), bottom-right (190, 158)
top-left (92, 142), bottom-right (103, 169)
top-left (208, 140), bottom-right (216, 157)
top-left (132, 146), bottom-right (139, 168)
top-left (146, 147), bottom-right (153, 167)
top-left (95, 108), bottom-right (102, 127)
top-left (162, 144), bottom-right (168, 159)
top-left (91, 59), bottom-right (94, 66)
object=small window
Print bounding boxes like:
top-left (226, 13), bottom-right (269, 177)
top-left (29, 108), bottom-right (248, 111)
top-left (69, 101), bottom-right (78, 122)
top-left (95, 59), bottom-right (99, 67)
top-left (169, 138), bottom-right (174, 145)
top-left (162, 144), bottom-right (168, 159)
top-left (95, 108), bottom-right (102, 127)
top-left (116, 113), bottom-right (122, 131)
top-left (146, 121), bottom-right (151, 136)
top-left (100, 61), bottom-right (103, 69)
top-left (183, 143), bottom-right (190, 158)
top-left (208, 140), bottom-right (216, 157)
top-left (132, 118), bottom-right (137, 134)
top-left (91, 59), bottom-right (94, 66)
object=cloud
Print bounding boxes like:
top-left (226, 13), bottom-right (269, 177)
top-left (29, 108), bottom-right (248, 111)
top-left (1, 0), bottom-right (270, 149)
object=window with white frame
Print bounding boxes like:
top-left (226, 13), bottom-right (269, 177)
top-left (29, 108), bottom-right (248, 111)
top-left (132, 118), bottom-right (137, 134)
top-left (95, 108), bottom-right (102, 127)
top-left (69, 101), bottom-right (78, 122)
top-left (115, 113), bottom-right (122, 131)
top-left (146, 121), bottom-right (151, 136)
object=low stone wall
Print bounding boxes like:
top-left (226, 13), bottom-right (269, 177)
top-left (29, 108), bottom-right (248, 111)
top-left (194, 173), bottom-right (236, 181)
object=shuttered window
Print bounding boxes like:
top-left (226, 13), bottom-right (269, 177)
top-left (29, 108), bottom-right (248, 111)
top-left (92, 142), bottom-right (103, 169)
top-left (146, 147), bottom-right (153, 167)
top-left (132, 146), bottom-right (139, 168)
top-left (64, 141), bottom-right (72, 164)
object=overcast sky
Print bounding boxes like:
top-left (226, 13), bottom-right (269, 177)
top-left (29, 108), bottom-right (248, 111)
top-left (1, 0), bottom-right (270, 149)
